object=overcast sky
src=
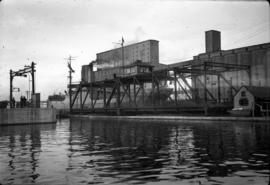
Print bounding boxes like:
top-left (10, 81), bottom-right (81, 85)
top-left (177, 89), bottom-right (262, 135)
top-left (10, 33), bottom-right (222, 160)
top-left (0, 0), bottom-right (269, 100)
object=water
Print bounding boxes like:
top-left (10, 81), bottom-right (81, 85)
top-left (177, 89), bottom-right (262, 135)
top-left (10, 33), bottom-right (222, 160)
top-left (0, 118), bottom-right (269, 185)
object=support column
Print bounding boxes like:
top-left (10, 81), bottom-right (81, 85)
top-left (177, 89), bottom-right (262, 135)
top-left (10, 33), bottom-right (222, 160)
top-left (156, 81), bottom-right (160, 106)
top-left (31, 62), bottom-right (35, 95)
top-left (203, 62), bottom-right (208, 116)
top-left (217, 74), bottom-right (221, 103)
top-left (128, 84), bottom-right (131, 106)
top-left (133, 83), bottom-right (137, 107)
top-left (151, 71), bottom-right (154, 107)
top-left (90, 84), bottom-right (94, 110)
top-left (10, 70), bottom-right (13, 108)
top-left (193, 76), bottom-right (198, 102)
top-left (204, 62), bottom-right (207, 102)
top-left (174, 69), bottom-right (178, 106)
top-left (141, 83), bottom-right (145, 106)
top-left (116, 79), bottom-right (121, 115)
top-left (80, 88), bottom-right (83, 111)
top-left (103, 86), bottom-right (106, 109)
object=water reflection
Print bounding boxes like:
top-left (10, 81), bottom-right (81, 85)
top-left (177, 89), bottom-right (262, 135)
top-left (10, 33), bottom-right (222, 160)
top-left (0, 124), bottom-right (56, 184)
top-left (0, 119), bottom-right (269, 185)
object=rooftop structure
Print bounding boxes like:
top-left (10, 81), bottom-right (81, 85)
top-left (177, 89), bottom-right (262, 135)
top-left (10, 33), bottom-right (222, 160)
top-left (96, 40), bottom-right (159, 70)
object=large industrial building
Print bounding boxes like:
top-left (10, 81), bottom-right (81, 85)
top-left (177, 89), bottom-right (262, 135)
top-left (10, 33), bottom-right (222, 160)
top-left (96, 40), bottom-right (159, 69)
top-left (192, 30), bottom-right (270, 102)
top-left (72, 30), bottom-right (269, 114)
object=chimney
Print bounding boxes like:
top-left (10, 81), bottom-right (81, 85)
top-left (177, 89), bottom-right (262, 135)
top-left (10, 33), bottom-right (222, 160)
top-left (205, 30), bottom-right (221, 53)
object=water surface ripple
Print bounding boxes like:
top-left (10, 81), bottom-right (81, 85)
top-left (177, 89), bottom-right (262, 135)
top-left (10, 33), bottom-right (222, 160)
top-left (0, 118), bottom-right (269, 185)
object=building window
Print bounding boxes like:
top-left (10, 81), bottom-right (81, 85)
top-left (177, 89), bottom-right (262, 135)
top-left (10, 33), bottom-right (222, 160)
top-left (239, 98), bottom-right (249, 106)
top-left (241, 91), bottom-right (246, 97)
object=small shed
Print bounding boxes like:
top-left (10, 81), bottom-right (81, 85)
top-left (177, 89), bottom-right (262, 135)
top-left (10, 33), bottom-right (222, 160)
top-left (232, 86), bottom-right (270, 116)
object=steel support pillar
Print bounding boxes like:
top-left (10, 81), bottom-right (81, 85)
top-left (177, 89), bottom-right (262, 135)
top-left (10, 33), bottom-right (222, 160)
top-left (80, 88), bottom-right (83, 111)
top-left (204, 63), bottom-right (207, 103)
top-left (103, 86), bottom-right (106, 109)
top-left (217, 75), bottom-right (221, 103)
top-left (116, 79), bottom-right (121, 115)
top-left (151, 72), bottom-right (154, 107)
top-left (90, 84), bottom-right (94, 110)
top-left (133, 82), bottom-right (137, 107)
top-left (141, 83), bottom-right (144, 106)
top-left (156, 81), bottom-right (160, 106)
top-left (10, 70), bottom-right (13, 108)
top-left (82, 88), bottom-right (89, 109)
top-left (31, 62), bottom-right (35, 95)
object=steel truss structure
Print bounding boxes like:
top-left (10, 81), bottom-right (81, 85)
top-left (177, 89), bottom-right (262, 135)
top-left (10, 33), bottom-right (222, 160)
top-left (69, 61), bottom-right (250, 115)
top-left (9, 62), bottom-right (36, 108)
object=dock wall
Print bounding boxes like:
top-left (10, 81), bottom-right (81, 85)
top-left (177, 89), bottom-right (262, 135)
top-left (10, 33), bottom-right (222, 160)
top-left (0, 108), bottom-right (57, 125)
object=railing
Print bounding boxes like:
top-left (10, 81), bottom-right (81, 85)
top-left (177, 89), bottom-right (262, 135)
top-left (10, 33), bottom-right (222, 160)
top-left (253, 102), bottom-right (270, 117)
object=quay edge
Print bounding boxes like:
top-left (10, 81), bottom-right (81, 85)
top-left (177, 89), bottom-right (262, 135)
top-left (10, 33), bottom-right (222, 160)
top-left (0, 108), bottom-right (57, 126)
top-left (70, 114), bottom-right (270, 123)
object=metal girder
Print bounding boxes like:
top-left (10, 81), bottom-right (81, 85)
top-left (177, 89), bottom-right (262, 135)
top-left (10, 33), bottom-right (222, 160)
top-left (106, 83), bottom-right (117, 107)
top-left (196, 77), bottom-right (217, 102)
top-left (176, 78), bottom-right (191, 100)
top-left (103, 87), bottom-right (106, 109)
top-left (219, 73), bottom-right (237, 92)
top-left (177, 73), bottom-right (196, 99)
top-left (120, 83), bottom-right (132, 105)
top-left (71, 86), bottom-right (81, 108)
top-left (93, 88), bottom-right (100, 107)
top-left (82, 88), bottom-right (90, 109)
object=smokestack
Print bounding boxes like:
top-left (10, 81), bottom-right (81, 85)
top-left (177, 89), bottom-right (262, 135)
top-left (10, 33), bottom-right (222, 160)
top-left (205, 30), bottom-right (221, 53)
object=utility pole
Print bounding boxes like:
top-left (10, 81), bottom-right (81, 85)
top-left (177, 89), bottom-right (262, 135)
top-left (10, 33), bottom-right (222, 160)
top-left (65, 55), bottom-right (76, 111)
top-left (10, 70), bottom-right (13, 108)
top-left (31, 62), bottom-right (36, 94)
top-left (121, 36), bottom-right (125, 66)
top-left (113, 37), bottom-right (125, 67)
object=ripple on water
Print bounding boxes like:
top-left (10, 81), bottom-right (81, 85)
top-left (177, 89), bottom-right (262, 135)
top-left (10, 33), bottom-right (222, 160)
top-left (0, 119), bottom-right (269, 185)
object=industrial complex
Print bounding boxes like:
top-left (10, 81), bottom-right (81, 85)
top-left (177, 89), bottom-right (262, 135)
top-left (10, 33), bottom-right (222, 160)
top-left (69, 30), bottom-right (270, 116)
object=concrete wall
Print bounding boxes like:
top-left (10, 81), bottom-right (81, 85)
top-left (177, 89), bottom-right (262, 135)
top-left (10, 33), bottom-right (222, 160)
top-left (0, 108), bottom-right (57, 125)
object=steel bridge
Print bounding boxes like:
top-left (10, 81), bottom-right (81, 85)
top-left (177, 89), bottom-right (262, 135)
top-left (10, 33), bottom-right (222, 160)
top-left (69, 60), bottom-right (250, 115)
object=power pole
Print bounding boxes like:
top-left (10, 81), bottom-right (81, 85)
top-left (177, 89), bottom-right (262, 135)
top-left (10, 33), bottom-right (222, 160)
top-left (121, 36), bottom-right (125, 66)
top-left (113, 37), bottom-right (125, 67)
top-left (31, 62), bottom-right (36, 95)
top-left (65, 55), bottom-right (76, 111)
top-left (10, 70), bottom-right (13, 108)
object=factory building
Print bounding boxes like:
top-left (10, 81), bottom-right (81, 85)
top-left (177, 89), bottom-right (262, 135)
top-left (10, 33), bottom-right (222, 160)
top-left (96, 40), bottom-right (159, 69)
top-left (81, 40), bottom-right (160, 83)
top-left (79, 30), bottom-right (269, 107)
top-left (193, 30), bottom-right (270, 102)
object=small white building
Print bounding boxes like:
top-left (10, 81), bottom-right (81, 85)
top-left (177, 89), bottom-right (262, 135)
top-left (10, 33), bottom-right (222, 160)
top-left (231, 86), bottom-right (270, 116)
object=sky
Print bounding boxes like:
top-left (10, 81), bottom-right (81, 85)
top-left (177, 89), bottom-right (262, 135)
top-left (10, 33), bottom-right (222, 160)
top-left (0, 0), bottom-right (269, 100)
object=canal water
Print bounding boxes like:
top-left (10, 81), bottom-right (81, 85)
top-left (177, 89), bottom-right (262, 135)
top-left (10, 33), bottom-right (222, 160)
top-left (0, 118), bottom-right (269, 185)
